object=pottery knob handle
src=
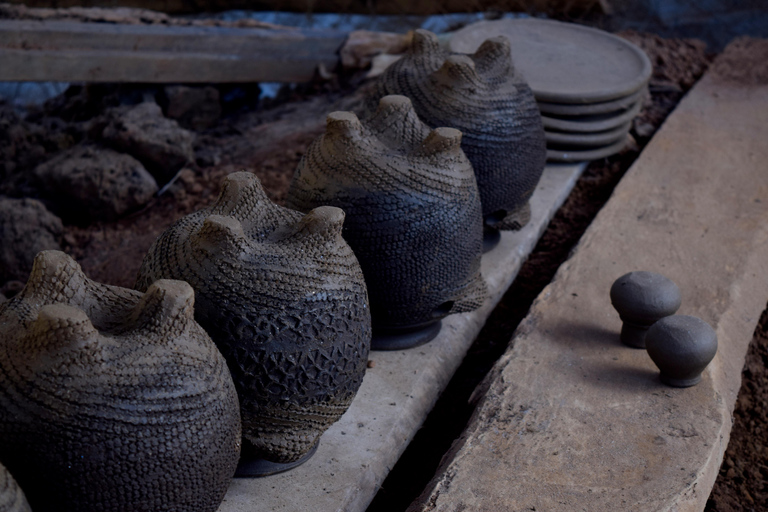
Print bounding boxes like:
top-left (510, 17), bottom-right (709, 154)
top-left (410, 28), bottom-right (441, 56)
top-left (290, 206), bottom-right (347, 242)
top-left (29, 303), bottom-right (98, 351)
top-left (377, 94), bottom-right (413, 112)
top-left (25, 250), bottom-right (85, 302)
top-left (213, 171), bottom-right (269, 217)
top-left (191, 214), bottom-right (249, 256)
top-left (474, 36), bottom-right (514, 73)
top-left (432, 54), bottom-right (480, 87)
top-left (326, 111), bottom-right (363, 140)
top-left (134, 279), bottom-right (195, 336)
top-left (420, 127), bottom-right (463, 155)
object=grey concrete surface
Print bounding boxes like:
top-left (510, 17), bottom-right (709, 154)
top-left (217, 162), bottom-right (586, 512)
top-left (408, 39), bottom-right (768, 512)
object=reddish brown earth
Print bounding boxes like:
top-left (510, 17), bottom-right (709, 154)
top-left (0, 27), bottom-right (764, 511)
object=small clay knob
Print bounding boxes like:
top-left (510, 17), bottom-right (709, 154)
top-left (645, 315), bottom-right (718, 387)
top-left (610, 271), bottom-right (681, 348)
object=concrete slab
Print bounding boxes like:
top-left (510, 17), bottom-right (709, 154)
top-left (407, 39), bottom-right (768, 512)
top-left (217, 162), bottom-right (586, 512)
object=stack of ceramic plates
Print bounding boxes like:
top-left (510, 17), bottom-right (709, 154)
top-left (449, 18), bottom-right (652, 162)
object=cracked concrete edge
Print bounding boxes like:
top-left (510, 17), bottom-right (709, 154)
top-left (407, 38), bottom-right (768, 512)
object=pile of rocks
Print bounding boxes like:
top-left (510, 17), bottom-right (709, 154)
top-left (0, 84), bottom-right (222, 295)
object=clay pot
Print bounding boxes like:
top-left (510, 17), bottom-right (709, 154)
top-left (136, 171), bottom-right (371, 475)
top-left (0, 461), bottom-right (31, 512)
top-left (610, 271), bottom-right (682, 348)
top-left (0, 251), bottom-right (241, 512)
top-left (645, 315), bottom-right (718, 387)
top-left (370, 29), bottom-right (547, 249)
top-left (286, 95), bottom-right (487, 350)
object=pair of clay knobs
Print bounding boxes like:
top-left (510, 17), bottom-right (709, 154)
top-left (610, 271), bottom-right (718, 387)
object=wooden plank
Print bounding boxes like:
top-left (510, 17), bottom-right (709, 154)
top-left (0, 20), bottom-right (346, 82)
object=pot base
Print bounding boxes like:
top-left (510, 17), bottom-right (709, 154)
top-left (234, 442), bottom-right (319, 478)
top-left (660, 373), bottom-right (702, 388)
top-left (620, 322), bottom-right (649, 349)
top-left (483, 226), bottom-right (501, 253)
top-left (371, 321), bottom-right (443, 351)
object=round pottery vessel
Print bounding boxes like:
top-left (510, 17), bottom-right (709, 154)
top-left (286, 95), bottom-right (487, 350)
top-left (645, 315), bottom-right (718, 387)
top-left (0, 251), bottom-right (241, 512)
top-left (371, 29), bottom-right (547, 239)
top-left (136, 171), bottom-right (371, 474)
top-left (610, 271), bottom-right (682, 348)
top-left (0, 462), bottom-right (31, 512)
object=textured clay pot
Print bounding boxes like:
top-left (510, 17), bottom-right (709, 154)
top-left (0, 251), bottom-right (241, 512)
top-left (136, 171), bottom-right (371, 476)
top-left (0, 461), bottom-right (31, 512)
top-left (286, 95), bottom-right (487, 350)
top-left (610, 270), bottom-right (682, 348)
top-left (370, 29), bottom-right (547, 250)
top-left (645, 315), bottom-right (718, 387)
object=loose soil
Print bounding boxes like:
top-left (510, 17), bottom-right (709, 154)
top-left (0, 25), bottom-right (763, 511)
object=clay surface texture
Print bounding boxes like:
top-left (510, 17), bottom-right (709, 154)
top-left (136, 171), bottom-right (371, 464)
top-left (0, 462), bottom-right (30, 512)
top-left (371, 29), bottom-right (546, 230)
top-left (0, 251), bottom-right (241, 512)
top-left (286, 95), bottom-right (487, 332)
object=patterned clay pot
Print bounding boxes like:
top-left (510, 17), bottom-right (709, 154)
top-left (136, 171), bottom-right (371, 476)
top-left (370, 29), bottom-right (547, 250)
top-left (0, 251), bottom-right (241, 512)
top-left (287, 95), bottom-right (487, 350)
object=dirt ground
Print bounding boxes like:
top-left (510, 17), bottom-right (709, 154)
top-left (0, 26), bottom-right (764, 511)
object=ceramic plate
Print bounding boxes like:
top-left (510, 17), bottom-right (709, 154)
top-left (545, 121), bottom-right (631, 148)
top-left (449, 18), bottom-right (652, 104)
top-left (546, 136), bottom-right (629, 162)
top-left (538, 87), bottom-right (647, 116)
top-left (541, 100), bottom-right (642, 133)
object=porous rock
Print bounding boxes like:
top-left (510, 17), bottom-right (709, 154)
top-left (286, 95), bottom-right (487, 330)
top-left (162, 85), bottom-right (222, 131)
top-left (32, 144), bottom-right (158, 221)
top-left (0, 197), bottom-right (63, 283)
top-left (0, 462), bottom-right (31, 512)
top-left (370, 29), bottom-right (547, 229)
top-left (102, 101), bottom-right (195, 183)
top-left (136, 171), bottom-right (371, 463)
top-left (0, 251), bottom-right (241, 512)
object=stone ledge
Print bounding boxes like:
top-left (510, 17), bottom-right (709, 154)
top-left (408, 38), bottom-right (768, 512)
top-left (218, 162), bottom-right (586, 512)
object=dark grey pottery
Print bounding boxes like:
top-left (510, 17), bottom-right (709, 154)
top-left (136, 171), bottom-right (371, 476)
top-left (370, 29), bottom-right (547, 251)
top-left (286, 95), bottom-right (487, 350)
top-left (0, 251), bottom-right (241, 512)
top-left (645, 315), bottom-right (718, 387)
top-left (610, 271), bottom-right (682, 348)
